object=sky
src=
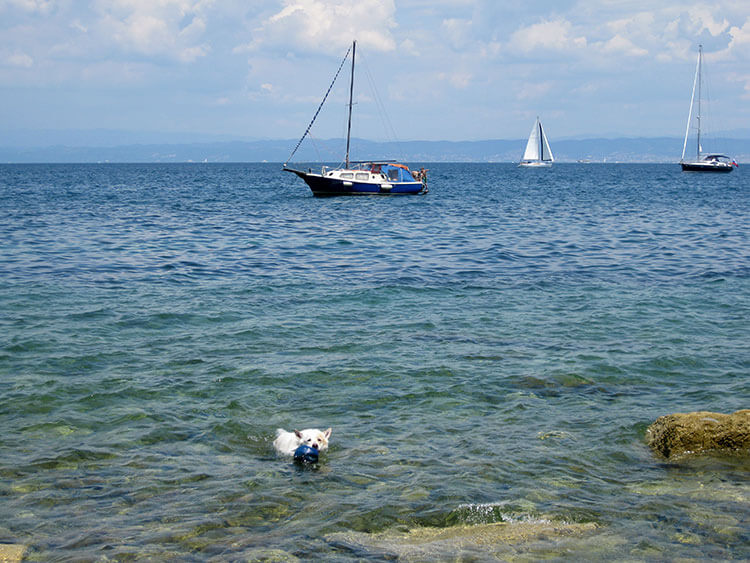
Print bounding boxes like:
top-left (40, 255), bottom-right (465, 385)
top-left (1, 0), bottom-right (749, 145)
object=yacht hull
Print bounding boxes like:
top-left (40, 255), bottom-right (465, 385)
top-left (285, 169), bottom-right (427, 197)
top-left (518, 161), bottom-right (552, 168)
top-left (680, 162), bottom-right (733, 172)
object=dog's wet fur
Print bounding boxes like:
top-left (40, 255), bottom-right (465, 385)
top-left (273, 428), bottom-right (332, 455)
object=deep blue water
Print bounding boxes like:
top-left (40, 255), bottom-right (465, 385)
top-left (0, 163), bottom-right (748, 560)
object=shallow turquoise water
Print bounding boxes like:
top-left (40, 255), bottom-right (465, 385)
top-left (0, 163), bottom-right (748, 560)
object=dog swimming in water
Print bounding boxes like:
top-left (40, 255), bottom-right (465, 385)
top-left (273, 428), bottom-right (332, 455)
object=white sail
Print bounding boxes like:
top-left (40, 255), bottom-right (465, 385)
top-left (520, 117), bottom-right (553, 165)
top-left (540, 122), bottom-right (553, 162)
top-left (522, 121), bottom-right (541, 161)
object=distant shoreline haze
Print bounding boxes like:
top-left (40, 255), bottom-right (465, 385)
top-left (1, 136), bottom-right (748, 163)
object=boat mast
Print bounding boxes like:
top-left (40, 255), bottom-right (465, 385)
top-left (696, 44), bottom-right (702, 159)
top-left (681, 46), bottom-right (700, 162)
top-left (345, 40), bottom-right (356, 169)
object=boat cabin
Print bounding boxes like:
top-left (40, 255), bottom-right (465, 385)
top-left (701, 154), bottom-right (731, 164)
top-left (323, 162), bottom-right (420, 183)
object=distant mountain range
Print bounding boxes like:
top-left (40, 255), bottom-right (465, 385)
top-left (1, 135), bottom-right (749, 163)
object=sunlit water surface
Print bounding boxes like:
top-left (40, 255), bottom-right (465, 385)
top-left (0, 163), bottom-right (748, 560)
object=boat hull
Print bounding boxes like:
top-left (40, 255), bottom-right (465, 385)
top-left (285, 169), bottom-right (427, 197)
top-left (680, 162), bottom-right (733, 173)
top-left (519, 161), bottom-right (552, 168)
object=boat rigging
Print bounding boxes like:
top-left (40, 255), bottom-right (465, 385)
top-left (283, 40), bottom-right (428, 196)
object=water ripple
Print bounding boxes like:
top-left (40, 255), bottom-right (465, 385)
top-left (0, 163), bottom-right (748, 560)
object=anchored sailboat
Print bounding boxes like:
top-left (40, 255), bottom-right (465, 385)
top-left (283, 41), bottom-right (428, 196)
top-left (680, 45), bottom-right (736, 172)
top-left (519, 117), bottom-right (553, 167)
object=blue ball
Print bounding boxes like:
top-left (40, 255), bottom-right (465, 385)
top-left (293, 444), bottom-right (319, 463)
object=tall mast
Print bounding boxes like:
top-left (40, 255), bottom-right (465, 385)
top-left (345, 40), bottom-right (356, 168)
top-left (696, 44), bottom-right (702, 159)
top-left (681, 45), bottom-right (700, 162)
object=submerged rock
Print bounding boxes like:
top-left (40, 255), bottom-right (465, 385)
top-left (646, 410), bottom-right (750, 458)
top-left (326, 520), bottom-right (598, 560)
top-left (242, 548), bottom-right (299, 562)
top-left (0, 544), bottom-right (27, 563)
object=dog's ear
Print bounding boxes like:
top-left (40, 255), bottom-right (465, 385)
top-left (324, 428), bottom-right (332, 439)
top-left (294, 430), bottom-right (303, 439)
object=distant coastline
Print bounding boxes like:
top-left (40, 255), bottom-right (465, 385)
top-left (1, 136), bottom-right (748, 164)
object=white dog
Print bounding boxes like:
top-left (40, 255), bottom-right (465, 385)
top-left (273, 428), bottom-right (332, 455)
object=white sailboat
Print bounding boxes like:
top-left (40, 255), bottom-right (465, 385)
top-left (680, 45), bottom-right (735, 172)
top-left (519, 116), bottom-right (553, 167)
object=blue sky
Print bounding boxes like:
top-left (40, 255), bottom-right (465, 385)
top-left (1, 0), bottom-right (749, 144)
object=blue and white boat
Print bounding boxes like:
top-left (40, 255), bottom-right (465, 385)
top-left (283, 41), bottom-right (428, 196)
top-left (286, 160), bottom-right (427, 196)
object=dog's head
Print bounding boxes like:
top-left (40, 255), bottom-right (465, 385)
top-left (294, 428), bottom-right (332, 451)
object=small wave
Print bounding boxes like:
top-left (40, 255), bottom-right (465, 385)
top-left (447, 501), bottom-right (545, 526)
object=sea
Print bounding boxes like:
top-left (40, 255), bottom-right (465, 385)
top-left (0, 162), bottom-right (748, 561)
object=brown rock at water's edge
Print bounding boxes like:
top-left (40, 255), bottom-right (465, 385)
top-left (646, 409), bottom-right (750, 458)
top-left (0, 544), bottom-right (27, 563)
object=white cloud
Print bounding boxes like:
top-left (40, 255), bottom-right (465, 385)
top-left (2, 0), bottom-right (55, 13)
top-left (441, 18), bottom-right (472, 50)
top-left (399, 38), bottom-right (419, 57)
top-left (3, 50), bottom-right (33, 67)
top-left (70, 19), bottom-right (88, 33)
top-left (695, 14), bottom-right (750, 62)
top-left (598, 34), bottom-right (648, 56)
top-left (606, 11), bottom-right (655, 35)
top-left (687, 6), bottom-right (729, 36)
top-left (599, 11), bottom-right (652, 56)
top-left (509, 19), bottom-right (587, 53)
top-left (94, 0), bottom-right (211, 62)
top-left (244, 0), bottom-right (397, 55)
top-left (727, 18), bottom-right (750, 52)
top-left (2, 0), bottom-right (750, 140)
top-left (655, 38), bottom-right (692, 63)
